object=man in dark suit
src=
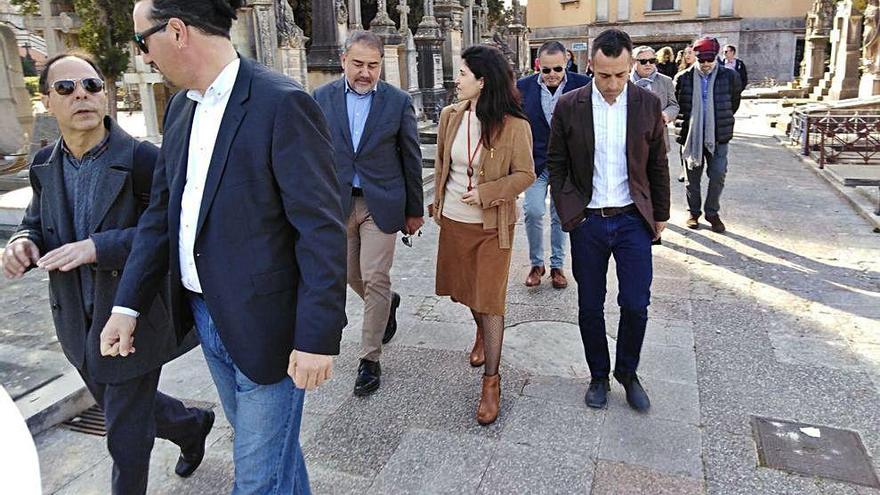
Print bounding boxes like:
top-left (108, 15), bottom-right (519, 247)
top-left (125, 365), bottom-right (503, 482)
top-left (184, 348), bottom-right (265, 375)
top-left (2, 53), bottom-right (213, 495)
top-left (547, 29), bottom-right (670, 413)
top-left (517, 40), bottom-right (590, 289)
top-left (101, 1), bottom-right (348, 492)
top-left (313, 31), bottom-right (423, 396)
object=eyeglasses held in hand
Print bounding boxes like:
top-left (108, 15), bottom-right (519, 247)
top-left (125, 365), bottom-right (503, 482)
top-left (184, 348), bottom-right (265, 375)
top-left (133, 21), bottom-right (169, 54)
top-left (636, 58), bottom-right (657, 65)
top-left (49, 78), bottom-right (104, 96)
top-left (401, 230), bottom-right (422, 247)
top-left (541, 66), bottom-right (564, 74)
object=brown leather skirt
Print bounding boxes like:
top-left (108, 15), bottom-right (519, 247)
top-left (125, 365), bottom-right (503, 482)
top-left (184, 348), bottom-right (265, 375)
top-left (435, 216), bottom-right (515, 316)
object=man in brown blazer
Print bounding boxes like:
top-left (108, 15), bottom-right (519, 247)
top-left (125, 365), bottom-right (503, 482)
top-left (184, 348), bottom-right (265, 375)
top-left (546, 29), bottom-right (670, 412)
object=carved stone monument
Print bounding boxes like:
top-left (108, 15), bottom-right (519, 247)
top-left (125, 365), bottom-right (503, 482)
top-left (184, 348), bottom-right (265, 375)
top-left (433, 0), bottom-right (464, 94)
top-left (801, 0), bottom-right (835, 92)
top-left (414, 0), bottom-right (447, 121)
top-left (370, 0), bottom-right (403, 88)
top-left (276, 0), bottom-right (310, 90)
top-left (860, 0), bottom-right (880, 97)
top-left (24, 0), bottom-right (80, 57)
top-left (828, 0), bottom-right (862, 100)
top-left (0, 24), bottom-right (31, 155)
top-left (123, 56), bottom-right (163, 143)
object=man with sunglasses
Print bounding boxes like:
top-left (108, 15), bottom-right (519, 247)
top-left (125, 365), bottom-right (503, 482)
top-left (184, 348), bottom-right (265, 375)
top-left (631, 46), bottom-right (679, 131)
top-left (2, 52), bottom-right (214, 494)
top-left (313, 31), bottom-right (424, 397)
top-left (100, 1), bottom-right (347, 493)
top-left (673, 36), bottom-right (743, 233)
top-left (517, 40), bottom-right (590, 289)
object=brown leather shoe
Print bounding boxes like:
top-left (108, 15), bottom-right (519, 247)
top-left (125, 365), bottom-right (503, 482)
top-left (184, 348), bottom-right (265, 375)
top-left (686, 214), bottom-right (700, 229)
top-left (549, 268), bottom-right (568, 289)
top-left (469, 325), bottom-right (485, 367)
top-left (705, 214), bottom-right (726, 233)
top-left (476, 374), bottom-right (501, 425)
top-left (525, 266), bottom-right (545, 287)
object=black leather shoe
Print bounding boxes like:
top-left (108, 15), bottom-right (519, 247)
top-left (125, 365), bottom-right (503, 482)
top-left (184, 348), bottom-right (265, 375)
top-left (584, 378), bottom-right (610, 409)
top-left (175, 409), bottom-right (215, 478)
top-left (382, 292), bottom-right (401, 344)
top-left (354, 359), bottom-right (381, 396)
top-left (613, 371), bottom-right (651, 412)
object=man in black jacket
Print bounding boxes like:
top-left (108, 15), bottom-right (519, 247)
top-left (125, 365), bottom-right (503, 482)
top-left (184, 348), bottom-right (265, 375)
top-left (674, 36), bottom-right (743, 233)
top-left (1, 53), bottom-right (213, 495)
top-left (721, 44), bottom-right (748, 88)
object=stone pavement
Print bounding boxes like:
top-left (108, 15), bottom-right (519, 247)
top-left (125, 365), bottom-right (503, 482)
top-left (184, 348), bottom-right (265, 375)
top-left (6, 100), bottom-right (880, 494)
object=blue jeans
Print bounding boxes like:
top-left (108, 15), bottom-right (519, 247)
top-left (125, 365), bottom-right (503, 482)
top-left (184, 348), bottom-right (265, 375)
top-left (685, 143), bottom-right (728, 216)
top-left (569, 211), bottom-right (653, 378)
top-left (523, 169), bottom-right (565, 269)
top-left (189, 295), bottom-right (310, 495)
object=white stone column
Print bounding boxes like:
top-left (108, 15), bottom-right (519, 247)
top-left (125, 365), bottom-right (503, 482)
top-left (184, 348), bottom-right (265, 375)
top-left (122, 56), bottom-right (163, 142)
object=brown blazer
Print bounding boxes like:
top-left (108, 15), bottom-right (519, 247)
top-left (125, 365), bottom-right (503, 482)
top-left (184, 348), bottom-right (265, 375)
top-left (546, 81), bottom-right (670, 234)
top-left (430, 100), bottom-right (536, 248)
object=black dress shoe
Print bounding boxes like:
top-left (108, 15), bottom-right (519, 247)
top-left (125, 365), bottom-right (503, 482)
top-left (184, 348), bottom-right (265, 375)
top-left (354, 359), bottom-right (381, 396)
top-left (584, 378), bottom-right (610, 409)
top-left (175, 409), bottom-right (215, 478)
top-left (382, 292), bottom-right (401, 344)
top-left (613, 371), bottom-right (651, 412)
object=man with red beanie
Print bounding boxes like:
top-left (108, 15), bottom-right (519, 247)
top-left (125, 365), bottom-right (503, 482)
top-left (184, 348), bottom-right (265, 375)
top-left (673, 36), bottom-right (743, 233)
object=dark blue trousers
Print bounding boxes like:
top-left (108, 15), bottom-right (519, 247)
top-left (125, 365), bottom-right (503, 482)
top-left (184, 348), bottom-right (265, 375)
top-left (79, 365), bottom-right (205, 495)
top-left (569, 210), bottom-right (654, 379)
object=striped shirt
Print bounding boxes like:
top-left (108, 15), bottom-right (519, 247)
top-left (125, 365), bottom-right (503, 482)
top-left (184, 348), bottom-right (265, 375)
top-left (588, 83), bottom-right (633, 208)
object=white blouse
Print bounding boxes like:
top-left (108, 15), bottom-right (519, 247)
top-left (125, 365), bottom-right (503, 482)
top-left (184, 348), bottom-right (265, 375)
top-left (443, 110), bottom-right (484, 224)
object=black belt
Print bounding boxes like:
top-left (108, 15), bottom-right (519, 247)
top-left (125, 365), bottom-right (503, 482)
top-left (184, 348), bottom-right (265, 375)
top-left (584, 204), bottom-right (638, 217)
top-left (351, 187), bottom-right (364, 197)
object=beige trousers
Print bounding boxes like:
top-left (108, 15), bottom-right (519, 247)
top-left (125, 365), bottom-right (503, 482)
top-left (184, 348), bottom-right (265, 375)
top-left (347, 197), bottom-right (397, 361)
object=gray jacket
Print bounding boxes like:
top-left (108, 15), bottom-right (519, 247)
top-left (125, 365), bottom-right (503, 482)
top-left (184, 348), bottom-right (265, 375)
top-left (10, 118), bottom-right (188, 384)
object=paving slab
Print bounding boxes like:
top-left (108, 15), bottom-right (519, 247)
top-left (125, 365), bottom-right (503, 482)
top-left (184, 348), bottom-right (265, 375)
top-left (591, 460), bottom-right (704, 495)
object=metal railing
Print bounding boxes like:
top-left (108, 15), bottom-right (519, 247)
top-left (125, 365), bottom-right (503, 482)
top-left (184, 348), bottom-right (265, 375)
top-left (789, 110), bottom-right (880, 168)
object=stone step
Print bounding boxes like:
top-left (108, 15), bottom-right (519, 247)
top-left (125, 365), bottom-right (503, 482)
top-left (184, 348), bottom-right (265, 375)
top-left (419, 125), bottom-right (437, 145)
top-left (421, 143), bottom-right (436, 168)
top-left (0, 187), bottom-right (31, 234)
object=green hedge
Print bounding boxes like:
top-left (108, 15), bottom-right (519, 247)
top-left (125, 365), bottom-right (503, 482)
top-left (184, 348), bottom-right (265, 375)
top-left (24, 76), bottom-right (40, 98)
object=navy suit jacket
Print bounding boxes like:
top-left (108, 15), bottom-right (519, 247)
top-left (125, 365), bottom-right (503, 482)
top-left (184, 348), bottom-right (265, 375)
top-left (517, 71), bottom-right (590, 177)
top-left (115, 57), bottom-right (348, 385)
top-left (313, 79), bottom-right (423, 234)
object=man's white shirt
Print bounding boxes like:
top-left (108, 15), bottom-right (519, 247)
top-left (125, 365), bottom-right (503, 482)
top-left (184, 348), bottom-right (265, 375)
top-left (588, 83), bottom-right (634, 208)
top-left (112, 58), bottom-right (241, 318)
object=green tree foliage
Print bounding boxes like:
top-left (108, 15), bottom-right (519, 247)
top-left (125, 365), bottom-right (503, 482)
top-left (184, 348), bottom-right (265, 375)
top-left (73, 0), bottom-right (135, 117)
top-left (10, 0), bottom-right (40, 16)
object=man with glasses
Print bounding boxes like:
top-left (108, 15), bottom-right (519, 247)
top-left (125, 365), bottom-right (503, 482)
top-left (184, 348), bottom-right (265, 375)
top-left (674, 36), bottom-right (742, 233)
top-left (100, 0), bottom-right (348, 493)
top-left (517, 40), bottom-right (590, 289)
top-left (721, 44), bottom-right (748, 88)
top-left (1, 53), bottom-right (214, 495)
top-left (313, 31), bottom-right (424, 396)
top-left (631, 46), bottom-right (679, 140)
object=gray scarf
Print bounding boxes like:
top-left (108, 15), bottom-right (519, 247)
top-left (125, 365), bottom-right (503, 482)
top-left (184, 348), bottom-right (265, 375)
top-left (683, 65), bottom-right (718, 170)
top-left (630, 69), bottom-right (659, 90)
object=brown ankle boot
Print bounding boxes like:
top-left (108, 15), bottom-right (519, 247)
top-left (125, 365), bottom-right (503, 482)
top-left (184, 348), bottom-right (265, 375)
top-left (469, 326), bottom-right (485, 367)
top-left (476, 374), bottom-right (501, 425)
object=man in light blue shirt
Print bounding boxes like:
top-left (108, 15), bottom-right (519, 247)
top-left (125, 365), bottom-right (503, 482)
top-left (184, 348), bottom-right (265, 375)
top-left (314, 31), bottom-right (424, 397)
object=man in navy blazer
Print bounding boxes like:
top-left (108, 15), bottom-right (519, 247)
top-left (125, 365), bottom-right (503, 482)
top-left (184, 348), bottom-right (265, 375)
top-left (313, 31), bottom-right (423, 396)
top-left (517, 41), bottom-right (590, 289)
top-left (101, 1), bottom-right (347, 492)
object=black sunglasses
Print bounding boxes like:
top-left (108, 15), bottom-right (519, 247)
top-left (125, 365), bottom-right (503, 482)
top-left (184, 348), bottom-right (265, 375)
top-left (133, 21), bottom-right (169, 54)
top-left (50, 78), bottom-right (104, 96)
top-left (541, 66), bottom-right (564, 74)
top-left (697, 56), bottom-right (716, 63)
top-left (636, 58), bottom-right (658, 65)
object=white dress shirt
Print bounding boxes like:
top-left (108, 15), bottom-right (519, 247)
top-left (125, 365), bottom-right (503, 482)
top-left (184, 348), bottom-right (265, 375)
top-left (112, 58), bottom-right (240, 318)
top-left (179, 58), bottom-right (241, 294)
top-left (588, 83), bottom-right (633, 209)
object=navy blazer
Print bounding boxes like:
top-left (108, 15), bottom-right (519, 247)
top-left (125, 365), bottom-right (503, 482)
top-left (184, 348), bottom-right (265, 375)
top-left (517, 71), bottom-right (591, 177)
top-left (115, 57), bottom-right (348, 385)
top-left (313, 79), bottom-right (423, 234)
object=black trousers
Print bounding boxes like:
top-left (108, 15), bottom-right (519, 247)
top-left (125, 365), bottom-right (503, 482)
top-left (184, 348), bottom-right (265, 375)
top-left (78, 366), bottom-right (204, 495)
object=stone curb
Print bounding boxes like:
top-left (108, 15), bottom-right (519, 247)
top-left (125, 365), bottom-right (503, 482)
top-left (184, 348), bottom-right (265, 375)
top-left (15, 369), bottom-right (94, 436)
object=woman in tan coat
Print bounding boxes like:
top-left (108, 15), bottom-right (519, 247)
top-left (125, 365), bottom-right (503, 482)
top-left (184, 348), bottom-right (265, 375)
top-left (430, 45), bottom-right (535, 425)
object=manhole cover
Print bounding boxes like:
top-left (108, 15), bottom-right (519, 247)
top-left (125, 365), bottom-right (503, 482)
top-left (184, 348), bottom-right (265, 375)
top-left (62, 399), bottom-right (216, 437)
top-left (751, 416), bottom-right (880, 488)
